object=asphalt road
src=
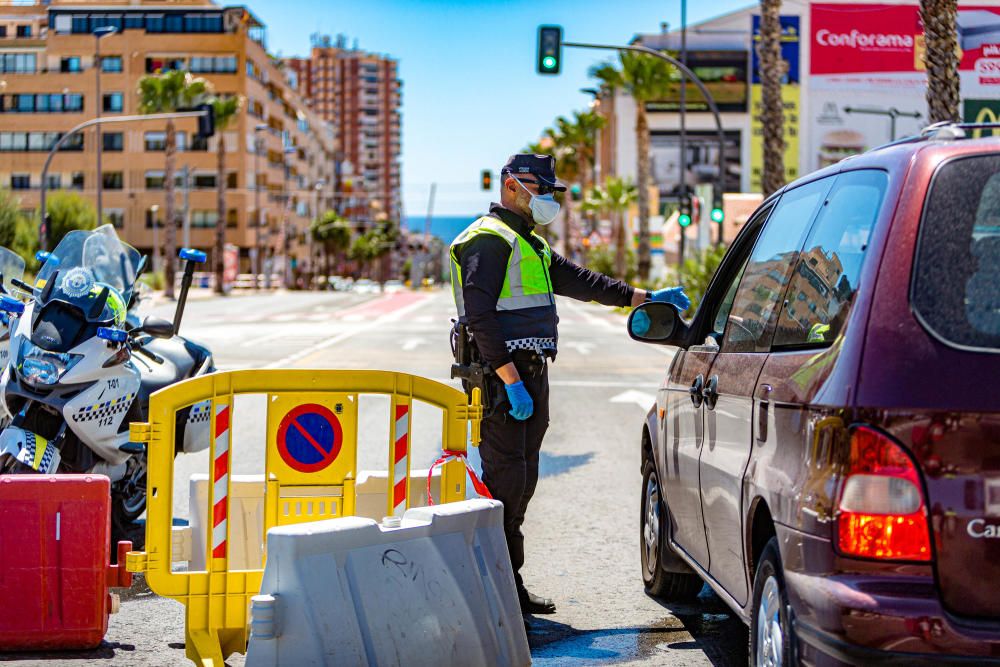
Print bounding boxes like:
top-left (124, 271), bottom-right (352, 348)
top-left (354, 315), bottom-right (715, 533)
top-left (3, 288), bottom-right (748, 667)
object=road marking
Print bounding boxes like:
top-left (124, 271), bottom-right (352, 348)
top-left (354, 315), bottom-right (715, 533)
top-left (266, 294), bottom-right (433, 368)
top-left (401, 337), bottom-right (426, 351)
top-left (610, 389), bottom-right (657, 409)
top-left (564, 341), bottom-right (594, 355)
top-left (560, 299), bottom-right (620, 331)
top-left (239, 330), bottom-right (288, 348)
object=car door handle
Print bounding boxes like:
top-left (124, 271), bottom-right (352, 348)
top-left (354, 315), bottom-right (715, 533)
top-left (703, 375), bottom-right (719, 410)
top-left (757, 384), bottom-right (772, 442)
top-left (689, 374), bottom-right (704, 408)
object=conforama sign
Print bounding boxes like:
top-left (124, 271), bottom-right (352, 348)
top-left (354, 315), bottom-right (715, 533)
top-left (811, 3), bottom-right (1000, 79)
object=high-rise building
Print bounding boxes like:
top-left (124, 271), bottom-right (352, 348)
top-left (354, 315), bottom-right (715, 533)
top-left (0, 0), bottom-right (337, 276)
top-left (286, 36), bottom-right (402, 223)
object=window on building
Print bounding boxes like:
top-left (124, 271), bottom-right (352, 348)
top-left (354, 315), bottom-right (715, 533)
top-left (0, 53), bottom-right (36, 73)
top-left (0, 26), bottom-right (6, 38)
top-left (189, 134), bottom-right (208, 152)
top-left (10, 174), bottom-right (30, 190)
top-left (145, 56), bottom-right (185, 73)
top-left (189, 55), bottom-right (237, 73)
top-left (102, 93), bottom-right (123, 113)
top-left (103, 132), bottom-right (123, 151)
top-left (45, 174), bottom-right (61, 190)
top-left (191, 210), bottom-right (218, 228)
top-left (101, 56), bottom-right (122, 73)
top-left (15, 25), bottom-right (31, 38)
top-left (71, 172), bottom-right (84, 190)
top-left (145, 208), bottom-right (161, 228)
top-left (164, 14), bottom-right (182, 32)
top-left (60, 56), bottom-right (82, 73)
top-left (226, 208), bottom-right (238, 228)
top-left (144, 132), bottom-right (166, 151)
top-left (145, 170), bottom-right (165, 189)
top-left (193, 174), bottom-right (216, 189)
top-left (123, 14), bottom-right (144, 30)
top-left (106, 209), bottom-right (125, 229)
top-left (102, 172), bottom-right (123, 190)
top-left (227, 172), bottom-right (237, 188)
top-left (145, 14), bottom-right (164, 33)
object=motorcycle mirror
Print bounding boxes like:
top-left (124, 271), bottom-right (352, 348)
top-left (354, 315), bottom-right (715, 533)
top-left (139, 316), bottom-right (175, 340)
top-left (97, 327), bottom-right (128, 343)
top-left (0, 295), bottom-right (24, 315)
top-left (179, 248), bottom-right (207, 264)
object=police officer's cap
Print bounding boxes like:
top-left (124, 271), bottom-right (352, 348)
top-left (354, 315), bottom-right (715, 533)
top-left (501, 154), bottom-right (567, 191)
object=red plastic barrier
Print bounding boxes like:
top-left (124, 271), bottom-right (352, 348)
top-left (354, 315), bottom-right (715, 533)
top-left (0, 474), bottom-right (132, 650)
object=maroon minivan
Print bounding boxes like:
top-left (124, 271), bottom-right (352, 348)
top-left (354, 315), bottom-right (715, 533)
top-left (629, 126), bottom-right (1000, 666)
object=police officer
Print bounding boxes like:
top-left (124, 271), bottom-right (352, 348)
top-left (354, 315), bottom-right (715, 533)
top-left (450, 154), bottom-right (690, 616)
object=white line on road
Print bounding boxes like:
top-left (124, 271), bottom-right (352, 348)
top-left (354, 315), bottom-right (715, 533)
top-left (564, 341), bottom-right (594, 355)
top-left (610, 389), bottom-right (657, 409)
top-left (401, 337), bottom-right (426, 351)
top-left (265, 295), bottom-right (433, 368)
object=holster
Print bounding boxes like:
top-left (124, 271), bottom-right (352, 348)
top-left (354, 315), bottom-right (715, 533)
top-left (450, 321), bottom-right (505, 419)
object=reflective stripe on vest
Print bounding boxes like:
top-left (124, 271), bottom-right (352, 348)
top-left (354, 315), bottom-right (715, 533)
top-left (450, 216), bottom-right (553, 318)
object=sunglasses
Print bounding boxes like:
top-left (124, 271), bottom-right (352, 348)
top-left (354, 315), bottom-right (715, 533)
top-left (509, 176), bottom-right (558, 195)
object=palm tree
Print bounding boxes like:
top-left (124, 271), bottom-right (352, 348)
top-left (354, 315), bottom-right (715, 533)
top-left (310, 211), bottom-right (352, 277)
top-left (137, 70), bottom-right (210, 298)
top-left (210, 96), bottom-right (242, 295)
top-left (581, 176), bottom-right (637, 279)
top-left (591, 53), bottom-right (675, 280)
top-left (758, 0), bottom-right (786, 196)
top-left (921, 0), bottom-right (960, 123)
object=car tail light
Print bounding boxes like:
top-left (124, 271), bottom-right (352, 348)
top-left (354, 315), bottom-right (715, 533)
top-left (835, 426), bottom-right (931, 561)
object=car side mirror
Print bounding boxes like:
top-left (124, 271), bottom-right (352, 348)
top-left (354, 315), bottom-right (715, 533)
top-left (627, 301), bottom-right (687, 345)
top-left (140, 315), bottom-right (174, 339)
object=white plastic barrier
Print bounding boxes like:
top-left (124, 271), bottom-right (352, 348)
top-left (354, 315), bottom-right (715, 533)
top-left (184, 470), bottom-right (442, 571)
top-left (245, 499), bottom-right (529, 667)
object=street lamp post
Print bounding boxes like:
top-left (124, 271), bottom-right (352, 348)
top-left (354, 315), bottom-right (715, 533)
top-left (93, 25), bottom-right (117, 227)
top-left (280, 146), bottom-right (296, 289)
top-left (311, 179), bottom-right (326, 289)
top-left (150, 203), bottom-right (160, 273)
top-left (253, 123), bottom-right (267, 289)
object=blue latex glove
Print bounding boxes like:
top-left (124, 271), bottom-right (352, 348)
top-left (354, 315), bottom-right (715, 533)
top-left (649, 286), bottom-right (691, 312)
top-left (631, 309), bottom-right (651, 336)
top-left (504, 381), bottom-right (534, 421)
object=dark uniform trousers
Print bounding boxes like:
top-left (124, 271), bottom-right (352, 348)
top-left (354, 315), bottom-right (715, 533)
top-left (478, 357), bottom-right (549, 592)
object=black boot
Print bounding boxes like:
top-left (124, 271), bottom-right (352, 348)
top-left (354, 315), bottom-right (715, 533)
top-left (518, 587), bottom-right (556, 615)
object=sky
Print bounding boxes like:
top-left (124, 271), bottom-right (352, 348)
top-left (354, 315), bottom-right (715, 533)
top-left (251, 0), bottom-right (751, 217)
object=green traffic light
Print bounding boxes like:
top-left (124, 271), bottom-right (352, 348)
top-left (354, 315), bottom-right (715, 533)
top-left (678, 214), bottom-right (692, 228)
top-left (711, 207), bottom-right (724, 223)
top-left (542, 55), bottom-right (557, 70)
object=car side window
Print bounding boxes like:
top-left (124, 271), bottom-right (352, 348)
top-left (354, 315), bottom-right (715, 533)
top-left (772, 170), bottom-right (888, 348)
top-left (721, 177), bottom-right (832, 353)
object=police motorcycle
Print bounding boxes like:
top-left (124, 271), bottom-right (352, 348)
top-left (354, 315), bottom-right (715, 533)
top-left (0, 247), bottom-right (27, 373)
top-left (0, 225), bottom-right (215, 533)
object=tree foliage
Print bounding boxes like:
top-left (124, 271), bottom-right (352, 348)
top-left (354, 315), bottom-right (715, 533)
top-left (678, 243), bottom-right (728, 313)
top-left (0, 189), bottom-right (36, 263)
top-left (47, 191), bottom-right (97, 249)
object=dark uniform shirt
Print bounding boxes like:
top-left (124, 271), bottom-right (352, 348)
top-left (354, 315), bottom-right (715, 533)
top-left (456, 203), bottom-right (635, 368)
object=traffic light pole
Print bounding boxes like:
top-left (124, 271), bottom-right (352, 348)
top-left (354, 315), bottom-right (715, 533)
top-left (38, 109), bottom-right (211, 250)
top-left (561, 39), bottom-right (728, 246)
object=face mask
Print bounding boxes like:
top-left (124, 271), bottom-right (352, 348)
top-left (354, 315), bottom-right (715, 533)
top-left (513, 176), bottom-right (561, 226)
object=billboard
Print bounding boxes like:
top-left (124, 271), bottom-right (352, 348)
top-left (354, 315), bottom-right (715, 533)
top-left (645, 50), bottom-right (749, 113)
top-left (807, 3), bottom-right (1000, 172)
top-left (750, 15), bottom-right (801, 192)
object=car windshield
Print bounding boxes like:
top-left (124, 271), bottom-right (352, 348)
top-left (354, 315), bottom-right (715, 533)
top-left (35, 225), bottom-right (140, 325)
top-left (912, 153), bottom-right (1000, 351)
top-left (0, 246), bottom-right (25, 295)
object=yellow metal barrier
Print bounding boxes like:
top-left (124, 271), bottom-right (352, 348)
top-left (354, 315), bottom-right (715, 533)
top-left (126, 369), bottom-right (481, 667)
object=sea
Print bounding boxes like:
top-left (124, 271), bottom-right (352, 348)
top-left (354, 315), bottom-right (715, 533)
top-left (404, 215), bottom-right (475, 244)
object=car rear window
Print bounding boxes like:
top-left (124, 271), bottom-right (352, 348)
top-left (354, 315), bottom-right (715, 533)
top-left (913, 154), bottom-right (1000, 352)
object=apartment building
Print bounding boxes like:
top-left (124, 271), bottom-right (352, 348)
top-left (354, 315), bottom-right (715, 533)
top-left (286, 36), bottom-right (402, 223)
top-left (0, 0), bottom-right (337, 273)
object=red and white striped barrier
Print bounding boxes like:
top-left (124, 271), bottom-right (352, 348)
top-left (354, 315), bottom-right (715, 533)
top-left (389, 402), bottom-right (410, 517)
top-left (212, 402), bottom-right (231, 561)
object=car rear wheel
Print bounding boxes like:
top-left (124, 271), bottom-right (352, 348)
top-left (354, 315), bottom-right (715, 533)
top-left (750, 537), bottom-right (793, 667)
top-left (640, 459), bottom-right (703, 600)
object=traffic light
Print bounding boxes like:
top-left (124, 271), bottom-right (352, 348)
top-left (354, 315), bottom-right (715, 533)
top-left (481, 169), bottom-right (492, 191)
top-left (537, 26), bottom-right (562, 75)
top-left (678, 196), bottom-right (692, 228)
top-left (570, 183), bottom-right (582, 201)
top-left (196, 102), bottom-right (215, 138)
top-left (711, 193), bottom-right (724, 223)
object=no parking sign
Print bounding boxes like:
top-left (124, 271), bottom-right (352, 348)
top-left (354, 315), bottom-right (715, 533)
top-left (266, 392), bottom-right (357, 485)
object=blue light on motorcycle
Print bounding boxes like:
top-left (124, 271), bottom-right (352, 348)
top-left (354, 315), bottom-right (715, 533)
top-left (180, 248), bottom-right (207, 264)
top-left (34, 250), bottom-right (52, 264)
top-left (21, 357), bottom-right (59, 385)
top-left (0, 295), bottom-right (24, 315)
top-left (97, 327), bottom-right (128, 343)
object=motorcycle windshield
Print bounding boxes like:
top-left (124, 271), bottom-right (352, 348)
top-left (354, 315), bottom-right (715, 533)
top-left (35, 225), bottom-right (140, 325)
top-left (0, 247), bottom-right (25, 295)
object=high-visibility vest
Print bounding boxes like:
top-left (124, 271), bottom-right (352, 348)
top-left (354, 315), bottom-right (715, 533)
top-left (450, 215), bottom-right (558, 355)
